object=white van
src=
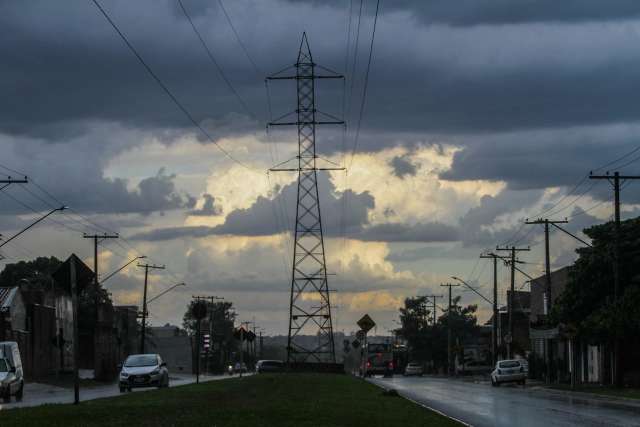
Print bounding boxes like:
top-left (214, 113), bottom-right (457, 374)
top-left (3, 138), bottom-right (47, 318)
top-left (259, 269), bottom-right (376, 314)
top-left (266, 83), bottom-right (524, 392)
top-left (0, 341), bottom-right (24, 402)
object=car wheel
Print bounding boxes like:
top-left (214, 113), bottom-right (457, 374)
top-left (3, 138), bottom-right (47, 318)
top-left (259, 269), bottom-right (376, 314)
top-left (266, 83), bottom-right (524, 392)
top-left (2, 393), bottom-right (10, 403)
top-left (15, 383), bottom-right (23, 401)
top-left (119, 386), bottom-right (126, 393)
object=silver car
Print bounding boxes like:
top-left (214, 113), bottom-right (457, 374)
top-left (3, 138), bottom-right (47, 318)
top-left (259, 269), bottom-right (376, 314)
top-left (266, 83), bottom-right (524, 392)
top-left (119, 354), bottom-right (169, 392)
top-left (491, 359), bottom-right (526, 386)
top-left (403, 362), bottom-right (424, 376)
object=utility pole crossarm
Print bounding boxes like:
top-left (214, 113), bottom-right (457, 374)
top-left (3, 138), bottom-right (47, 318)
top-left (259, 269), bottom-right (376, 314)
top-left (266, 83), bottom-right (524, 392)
top-left (0, 176), bottom-right (28, 184)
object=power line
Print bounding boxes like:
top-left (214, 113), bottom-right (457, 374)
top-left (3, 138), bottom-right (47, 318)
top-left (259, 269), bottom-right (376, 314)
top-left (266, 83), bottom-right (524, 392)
top-left (217, 0), bottom-right (262, 76)
top-left (348, 0), bottom-right (381, 170)
top-left (177, 0), bottom-right (257, 120)
top-left (91, 0), bottom-right (258, 173)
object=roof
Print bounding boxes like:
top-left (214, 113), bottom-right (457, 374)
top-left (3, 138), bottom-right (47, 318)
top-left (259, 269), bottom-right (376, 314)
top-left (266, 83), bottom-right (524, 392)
top-left (0, 287), bottom-right (18, 311)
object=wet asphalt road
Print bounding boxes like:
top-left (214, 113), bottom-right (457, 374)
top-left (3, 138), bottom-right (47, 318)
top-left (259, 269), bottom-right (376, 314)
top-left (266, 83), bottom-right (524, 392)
top-left (0, 373), bottom-right (242, 411)
top-left (370, 376), bottom-right (640, 427)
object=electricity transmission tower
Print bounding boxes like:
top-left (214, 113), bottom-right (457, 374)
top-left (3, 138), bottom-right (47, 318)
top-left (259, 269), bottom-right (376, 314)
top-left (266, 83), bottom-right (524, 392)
top-left (267, 33), bottom-right (344, 363)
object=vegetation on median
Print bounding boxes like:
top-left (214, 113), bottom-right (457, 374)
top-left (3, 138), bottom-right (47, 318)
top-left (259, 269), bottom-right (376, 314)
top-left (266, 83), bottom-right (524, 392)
top-left (3, 373), bottom-right (460, 427)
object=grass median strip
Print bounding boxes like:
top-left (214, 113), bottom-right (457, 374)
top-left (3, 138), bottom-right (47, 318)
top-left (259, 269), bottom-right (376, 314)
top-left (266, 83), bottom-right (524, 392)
top-left (3, 373), bottom-right (460, 426)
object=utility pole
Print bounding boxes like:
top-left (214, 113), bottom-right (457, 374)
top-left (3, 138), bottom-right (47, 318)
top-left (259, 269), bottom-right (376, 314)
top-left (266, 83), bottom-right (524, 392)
top-left (496, 246), bottom-right (530, 359)
top-left (524, 219), bottom-right (567, 383)
top-left (83, 233), bottom-right (119, 289)
top-left (589, 171), bottom-right (640, 386)
top-left (480, 253), bottom-right (500, 365)
top-left (267, 33), bottom-right (344, 364)
top-left (440, 283), bottom-right (459, 376)
top-left (525, 219), bottom-right (568, 315)
top-left (137, 263), bottom-right (165, 353)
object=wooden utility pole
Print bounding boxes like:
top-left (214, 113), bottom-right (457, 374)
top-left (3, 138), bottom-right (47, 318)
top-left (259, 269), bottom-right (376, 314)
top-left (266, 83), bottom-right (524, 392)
top-left (137, 263), bottom-right (165, 353)
top-left (420, 294), bottom-right (443, 326)
top-left (480, 253), bottom-right (501, 365)
top-left (440, 283), bottom-right (459, 376)
top-left (525, 218), bottom-right (568, 382)
top-left (589, 171), bottom-right (640, 386)
top-left (70, 256), bottom-right (80, 405)
top-left (83, 233), bottom-right (119, 289)
top-left (496, 246), bottom-right (530, 359)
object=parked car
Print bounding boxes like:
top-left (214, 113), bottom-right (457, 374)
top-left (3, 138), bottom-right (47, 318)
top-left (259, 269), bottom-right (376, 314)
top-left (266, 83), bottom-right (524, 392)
top-left (256, 360), bottom-right (284, 373)
top-left (491, 359), bottom-right (526, 386)
top-left (403, 362), bottom-right (424, 376)
top-left (119, 354), bottom-right (169, 392)
top-left (231, 362), bottom-right (248, 374)
top-left (0, 341), bottom-right (24, 403)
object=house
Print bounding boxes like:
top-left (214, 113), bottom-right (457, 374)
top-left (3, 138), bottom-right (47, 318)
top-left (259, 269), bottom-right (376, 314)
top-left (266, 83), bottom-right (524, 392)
top-left (529, 266), bottom-right (605, 384)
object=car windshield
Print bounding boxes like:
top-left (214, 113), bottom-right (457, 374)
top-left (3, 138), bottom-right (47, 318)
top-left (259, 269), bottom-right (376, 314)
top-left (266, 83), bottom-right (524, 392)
top-left (499, 361), bottom-right (521, 368)
top-left (263, 361), bottom-right (283, 367)
top-left (0, 359), bottom-right (8, 372)
top-left (124, 355), bottom-right (157, 367)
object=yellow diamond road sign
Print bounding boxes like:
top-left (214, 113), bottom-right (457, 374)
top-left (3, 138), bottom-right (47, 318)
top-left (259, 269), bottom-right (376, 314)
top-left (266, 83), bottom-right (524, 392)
top-left (357, 314), bottom-right (376, 333)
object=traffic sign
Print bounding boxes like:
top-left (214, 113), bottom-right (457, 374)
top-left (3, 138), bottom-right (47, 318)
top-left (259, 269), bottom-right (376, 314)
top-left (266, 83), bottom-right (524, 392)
top-left (352, 339), bottom-right (361, 349)
top-left (357, 314), bottom-right (376, 333)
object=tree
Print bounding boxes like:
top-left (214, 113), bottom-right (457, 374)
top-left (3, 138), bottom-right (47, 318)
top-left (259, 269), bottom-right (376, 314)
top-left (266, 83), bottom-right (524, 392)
top-left (398, 295), bottom-right (479, 372)
top-left (553, 217), bottom-right (640, 343)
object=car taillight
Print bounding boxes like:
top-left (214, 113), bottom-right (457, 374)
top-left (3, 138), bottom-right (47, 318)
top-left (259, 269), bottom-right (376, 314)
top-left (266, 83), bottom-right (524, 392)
top-left (389, 361), bottom-right (394, 369)
top-left (367, 361), bottom-right (371, 368)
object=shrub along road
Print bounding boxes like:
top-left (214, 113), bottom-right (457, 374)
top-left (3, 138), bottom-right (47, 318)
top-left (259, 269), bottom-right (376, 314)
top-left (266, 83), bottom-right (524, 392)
top-left (2, 373), bottom-right (460, 427)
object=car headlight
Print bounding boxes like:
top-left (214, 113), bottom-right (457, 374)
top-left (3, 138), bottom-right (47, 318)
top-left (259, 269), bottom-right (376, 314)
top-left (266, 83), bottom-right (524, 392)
top-left (151, 368), bottom-right (161, 375)
top-left (120, 372), bottom-right (129, 378)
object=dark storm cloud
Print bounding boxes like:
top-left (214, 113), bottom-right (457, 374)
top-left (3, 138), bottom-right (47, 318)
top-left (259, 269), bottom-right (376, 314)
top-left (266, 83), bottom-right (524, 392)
top-left (290, 0), bottom-right (640, 26)
top-left (188, 194), bottom-right (222, 216)
top-left (5, 0), bottom-right (640, 142)
top-left (389, 154), bottom-right (418, 179)
top-left (357, 222), bottom-right (459, 243)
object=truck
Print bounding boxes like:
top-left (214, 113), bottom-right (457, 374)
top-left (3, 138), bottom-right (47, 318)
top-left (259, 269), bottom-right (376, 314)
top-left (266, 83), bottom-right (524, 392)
top-left (0, 341), bottom-right (24, 402)
top-left (362, 342), bottom-right (393, 377)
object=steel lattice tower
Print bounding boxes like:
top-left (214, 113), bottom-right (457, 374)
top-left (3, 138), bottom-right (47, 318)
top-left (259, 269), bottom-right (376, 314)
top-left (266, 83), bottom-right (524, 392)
top-left (268, 33), bottom-right (344, 363)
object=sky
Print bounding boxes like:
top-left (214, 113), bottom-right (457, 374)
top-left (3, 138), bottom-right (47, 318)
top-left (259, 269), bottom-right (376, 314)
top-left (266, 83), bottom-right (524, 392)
top-left (2, 0), bottom-right (640, 336)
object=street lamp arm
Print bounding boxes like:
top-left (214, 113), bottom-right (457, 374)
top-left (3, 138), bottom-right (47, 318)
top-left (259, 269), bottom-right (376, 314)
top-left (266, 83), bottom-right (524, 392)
top-left (0, 206), bottom-right (66, 248)
top-left (451, 276), bottom-right (493, 306)
top-left (147, 282), bottom-right (186, 304)
top-left (102, 256), bottom-right (147, 284)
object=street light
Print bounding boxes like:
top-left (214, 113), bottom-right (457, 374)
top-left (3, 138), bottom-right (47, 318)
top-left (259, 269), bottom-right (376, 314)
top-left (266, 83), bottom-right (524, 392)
top-left (101, 255), bottom-right (147, 284)
top-left (147, 282), bottom-right (187, 304)
top-left (451, 276), bottom-right (493, 306)
top-left (0, 206), bottom-right (67, 248)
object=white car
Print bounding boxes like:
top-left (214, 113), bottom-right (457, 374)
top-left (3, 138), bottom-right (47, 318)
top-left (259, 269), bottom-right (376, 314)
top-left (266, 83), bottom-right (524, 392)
top-left (491, 359), bottom-right (526, 386)
top-left (403, 362), bottom-right (424, 376)
top-left (119, 354), bottom-right (169, 392)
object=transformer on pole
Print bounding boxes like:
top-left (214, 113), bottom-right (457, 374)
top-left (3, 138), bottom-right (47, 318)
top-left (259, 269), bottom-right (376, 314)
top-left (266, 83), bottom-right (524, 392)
top-left (267, 33), bottom-right (344, 363)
